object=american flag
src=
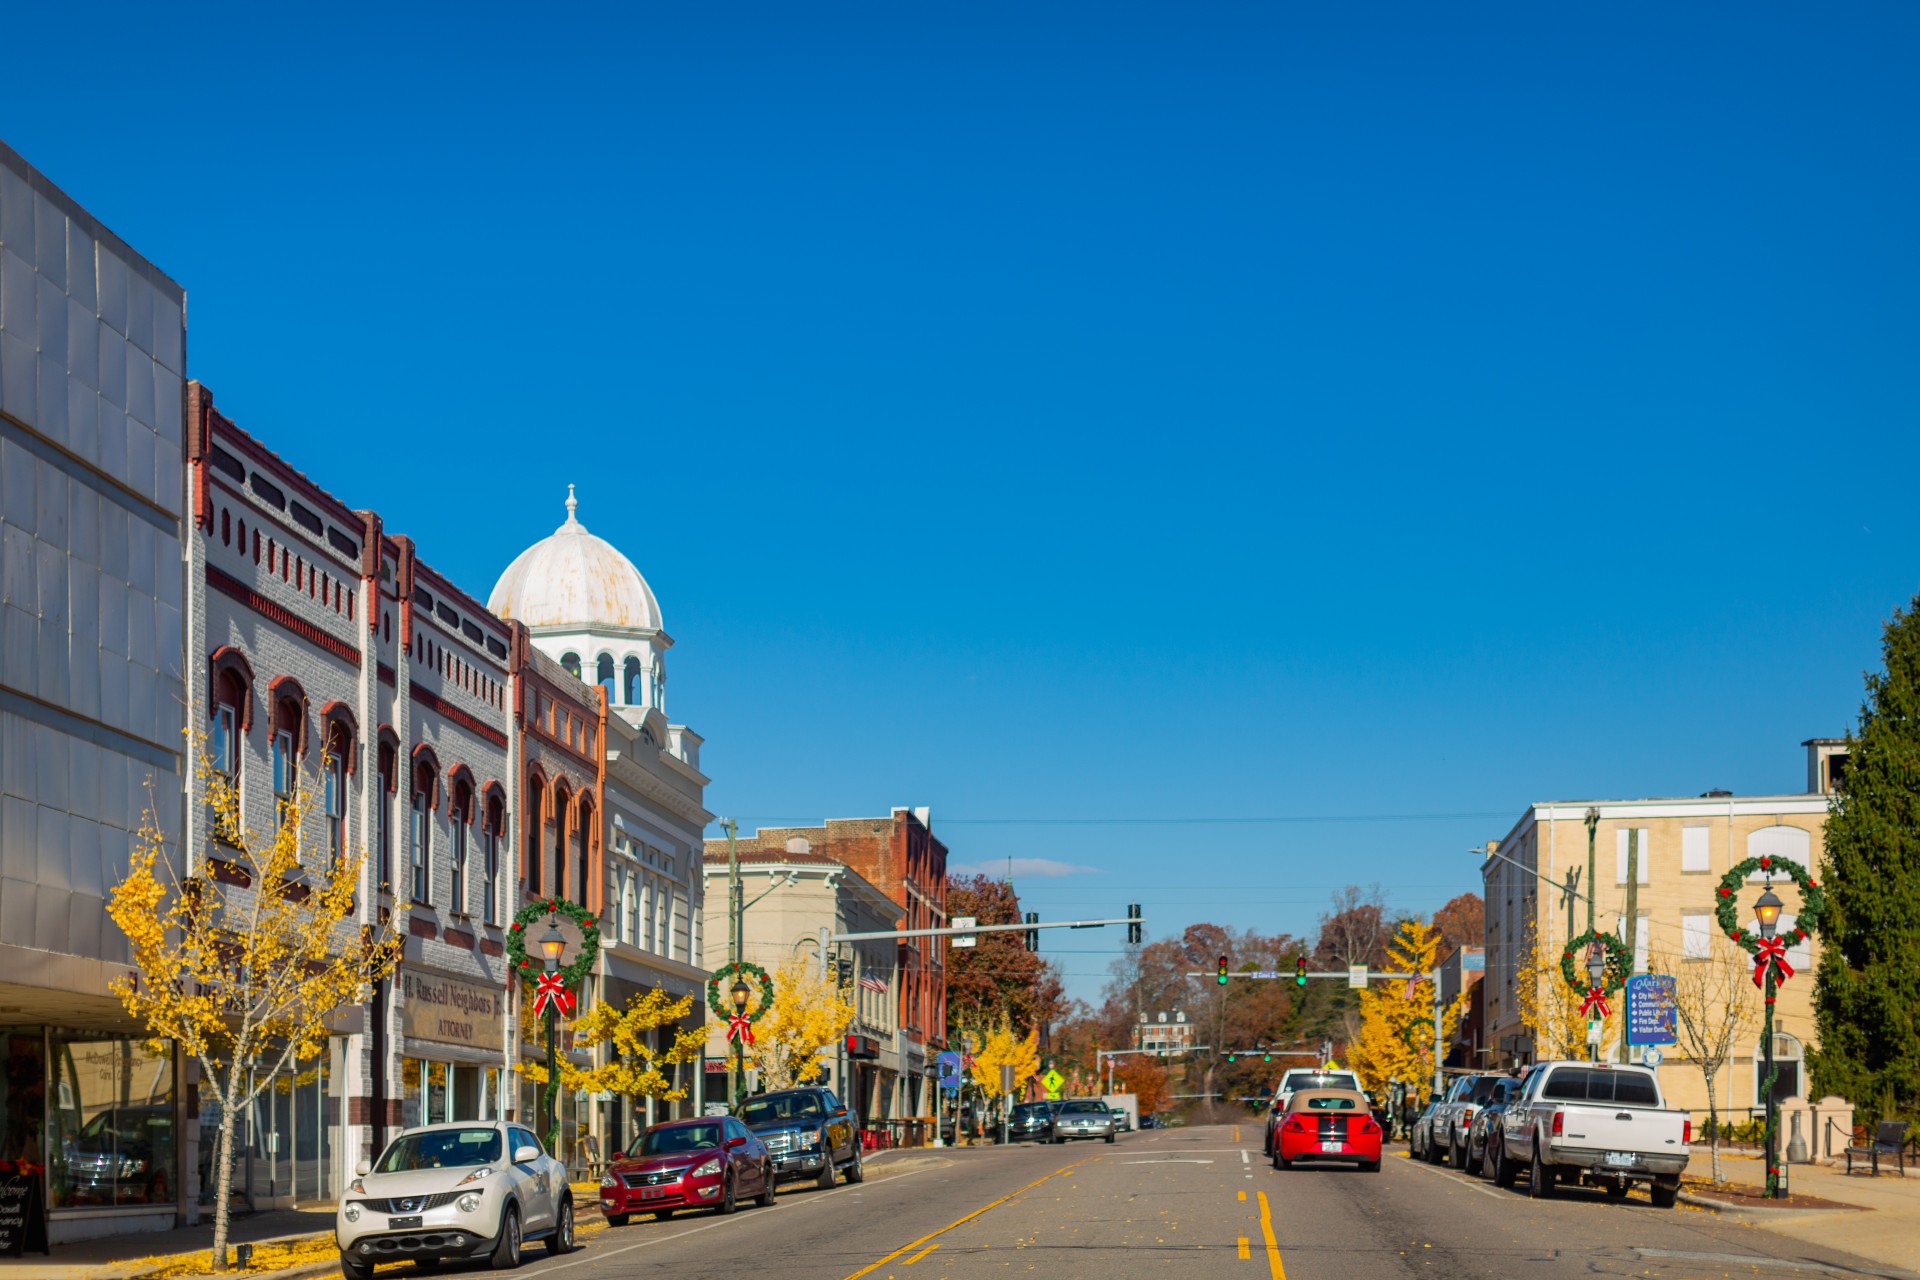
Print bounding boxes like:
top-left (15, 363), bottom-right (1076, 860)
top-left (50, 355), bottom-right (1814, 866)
top-left (859, 971), bottom-right (889, 994)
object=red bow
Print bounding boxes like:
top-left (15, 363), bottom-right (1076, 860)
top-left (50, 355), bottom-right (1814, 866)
top-left (1579, 987), bottom-right (1611, 1019)
top-left (1752, 937), bottom-right (1794, 988)
top-left (726, 1013), bottom-right (755, 1045)
top-left (533, 972), bottom-right (576, 1018)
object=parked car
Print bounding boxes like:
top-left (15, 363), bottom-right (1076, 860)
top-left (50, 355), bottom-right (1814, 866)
top-left (1007, 1101), bottom-right (1058, 1142)
top-left (1435, 1074), bottom-right (1507, 1171)
top-left (335, 1121), bottom-right (572, 1279)
top-left (1263, 1068), bottom-right (1362, 1156)
top-left (1407, 1100), bottom-right (1443, 1163)
top-left (1109, 1106), bottom-right (1132, 1133)
top-left (1465, 1077), bottom-right (1523, 1176)
top-left (736, 1087), bottom-right (863, 1188)
top-left (1139, 1114), bottom-right (1162, 1130)
top-left (1494, 1061), bottom-right (1690, 1206)
top-left (1052, 1099), bottom-right (1117, 1144)
top-left (1271, 1089), bottom-right (1382, 1172)
top-left (600, 1117), bottom-right (775, 1225)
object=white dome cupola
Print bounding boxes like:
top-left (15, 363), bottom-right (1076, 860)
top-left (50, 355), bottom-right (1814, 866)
top-left (489, 485), bottom-right (671, 716)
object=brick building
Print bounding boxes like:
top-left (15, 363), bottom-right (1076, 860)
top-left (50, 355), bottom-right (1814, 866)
top-left (704, 809), bottom-right (947, 1121)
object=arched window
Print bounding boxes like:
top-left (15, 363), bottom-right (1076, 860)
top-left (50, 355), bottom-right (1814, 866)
top-left (575, 795), bottom-right (594, 910)
top-left (652, 665), bottom-right (665, 714)
top-left (270, 687), bottom-right (304, 837)
top-left (1753, 1031), bottom-right (1804, 1105)
top-left (220, 508), bottom-right (230, 545)
top-left (377, 737), bottom-right (397, 889)
top-left (623, 657), bottom-right (643, 707)
top-left (560, 652), bottom-right (581, 679)
top-left (525, 774), bottom-right (545, 896)
top-left (411, 755), bottom-right (438, 906)
top-left (482, 788), bottom-right (505, 925)
top-left (450, 777), bottom-right (474, 914)
top-left (596, 654), bottom-right (616, 702)
top-left (323, 718), bottom-right (352, 869)
top-left (550, 785), bottom-right (572, 901)
top-left (623, 872), bottom-right (638, 946)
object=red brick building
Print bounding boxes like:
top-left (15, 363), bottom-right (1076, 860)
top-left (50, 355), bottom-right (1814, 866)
top-left (706, 808), bottom-right (947, 1116)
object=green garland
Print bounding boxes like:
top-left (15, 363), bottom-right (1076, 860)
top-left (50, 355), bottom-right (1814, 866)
top-left (505, 896), bottom-right (602, 988)
top-left (1713, 856), bottom-right (1824, 953)
top-left (1559, 928), bottom-right (1632, 994)
top-left (708, 960), bottom-right (776, 1025)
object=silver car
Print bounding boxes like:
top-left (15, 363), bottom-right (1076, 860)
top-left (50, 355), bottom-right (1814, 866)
top-left (335, 1121), bottom-right (573, 1278)
top-left (1051, 1099), bottom-right (1117, 1144)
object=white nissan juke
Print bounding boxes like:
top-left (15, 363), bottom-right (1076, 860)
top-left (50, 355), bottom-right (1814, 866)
top-left (336, 1121), bottom-right (573, 1277)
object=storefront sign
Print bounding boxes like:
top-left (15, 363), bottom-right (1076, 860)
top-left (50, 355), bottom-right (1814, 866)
top-left (0, 1166), bottom-right (50, 1257)
top-left (400, 969), bottom-right (507, 1050)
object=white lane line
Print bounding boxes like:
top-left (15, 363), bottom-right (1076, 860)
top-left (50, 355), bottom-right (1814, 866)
top-left (1241, 1150), bottom-right (1250, 1165)
top-left (1123, 1159), bottom-right (1216, 1164)
top-left (1397, 1154), bottom-right (1507, 1200)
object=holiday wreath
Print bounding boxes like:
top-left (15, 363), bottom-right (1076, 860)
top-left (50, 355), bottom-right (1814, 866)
top-left (709, 960), bottom-right (776, 1045)
top-left (1713, 855), bottom-right (1823, 990)
top-left (1560, 928), bottom-right (1633, 1019)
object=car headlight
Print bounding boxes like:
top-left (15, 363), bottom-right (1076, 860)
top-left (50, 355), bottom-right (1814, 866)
top-left (347, 1177), bottom-right (366, 1195)
top-left (600, 1173), bottom-right (617, 1188)
top-left (455, 1166), bottom-right (495, 1188)
top-left (692, 1158), bottom-right (722, 1177)
top-left (798, 1129), bottom-right (820, 1149)
top-left (457, 1193), bottom-right (481, 1214)
top-left (343, 1204), bottom-right (361, 1223)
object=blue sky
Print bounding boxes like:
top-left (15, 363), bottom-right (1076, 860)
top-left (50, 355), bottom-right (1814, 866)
top-left (9, 1), bottom-right (1917, 1003)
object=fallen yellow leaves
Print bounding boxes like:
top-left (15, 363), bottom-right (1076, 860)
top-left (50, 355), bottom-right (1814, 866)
top-left (123, 1232), bottom-right (337, 1278)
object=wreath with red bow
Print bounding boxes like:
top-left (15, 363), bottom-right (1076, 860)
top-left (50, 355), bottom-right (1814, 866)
top-left (1559, 928), bottom-right (1632, 1019)
top-left (504, 896), bottom-right (602, 992)
top-left (1713, 855), bottom-right (1824, 991)
top-left (708, 961), bottom-right (776, 1045)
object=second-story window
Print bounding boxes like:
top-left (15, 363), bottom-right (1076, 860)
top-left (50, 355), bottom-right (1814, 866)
top-left (481, 793), bottom-right (503, 925)
top-left (324, 748), bottom-right (346, 869)
top-left (450, 779), bottom-right (473, 914)
top-left (272, 729), bottom-right (294, 839)
top-left (411, 763), bottom-right (434, 906)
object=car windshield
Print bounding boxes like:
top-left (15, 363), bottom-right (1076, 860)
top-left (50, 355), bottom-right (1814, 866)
top-left (740, 1095), bottom-right (825, 1125)
top-left (1012, 1104), bottom-right (1051, 1118)
top-left (640, 1123), bottom-right (723, 1155)
top-left (1467, 1077), bottom-right (1503, 1103)
top-left (374, 1128), bottom-right (500, 1173)
top-left (1060, 1101), bottom-right (1108, 1115)
top-left (1288, 1073), bottom-right (1359, 1093)
top-left (1298, 1096), bottom-right (1359, 1111)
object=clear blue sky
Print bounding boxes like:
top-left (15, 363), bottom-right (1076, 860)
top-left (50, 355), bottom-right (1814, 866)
top-left (10, 1), bottom-right (1917, 1003)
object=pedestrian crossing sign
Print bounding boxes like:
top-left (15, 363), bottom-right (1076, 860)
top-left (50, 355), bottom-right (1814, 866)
top-left (1042, 1068), bottom-right (1065, 1097)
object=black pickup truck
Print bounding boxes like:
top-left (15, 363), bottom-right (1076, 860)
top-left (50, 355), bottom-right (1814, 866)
top-left (737, 1088), bottom-right (865, 1188)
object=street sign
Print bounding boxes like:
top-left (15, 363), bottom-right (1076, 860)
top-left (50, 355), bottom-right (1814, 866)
top-left (1250, 970), bottom-right (1280, 980)
top-left (936, 1051), bottom-right (963, 1092)
top-left (1000, 1063), bottom-right (1015, 1093)
top-left (952, 916), bottom-right (977, 949)
top-left (1625, 973), bottom-right (1679, 1046)
top-left (1586, 1019), bottom-right (1603, 1046)
top-left (1041, 1068), bottom-right (1064, 1098)
top-left (1643, 1046), bottom-right (1663, 1068)
top-left (1347, 965), bottom-right (1368, 989)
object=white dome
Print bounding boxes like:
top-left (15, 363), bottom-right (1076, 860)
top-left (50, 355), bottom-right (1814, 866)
top-left (488, 486), bottom-right (663, 632)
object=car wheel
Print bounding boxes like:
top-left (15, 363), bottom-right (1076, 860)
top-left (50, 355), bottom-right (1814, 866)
top-left (341, 1253), bottom-right (374, 1280)
top-left (758, 1162), bottom-right (777, 1207)
top-left (1363, 1159), bottom-right (1381, 1173)
top-left (1527, 1144), bottom-right (1555, 1200)
top-left (489, 1204), bottom-right (521, 1271)
top-left (546, 1199), bottom-right (573, 1255)
top-left (1491, 1138), bottom-right (1516, 1189)
top-left (1650, 1180), bottom-right (1679, 1209)
top-left (816, 1154), bottom-right (838, 1189)
top-left (1449, 1135), bottom-right (1466, 1170)
top-left (606, 1213), bottom-right (629, 1228)
top-left (718, 1175), bottom-right (738, 1215)
top-left (1464, 1141), bottom-right (1482, 1177)
top-left (1429, 1132), bottom-right (1447, 1165)
top-left (845, 1150), bottom-right (864, 1184)
top-left (1105, 1133), bottom-right (1116, 1144)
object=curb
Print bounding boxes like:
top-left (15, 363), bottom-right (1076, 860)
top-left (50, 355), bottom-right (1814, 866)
top-left (1677, 1190), bottom-right (1859, 1214)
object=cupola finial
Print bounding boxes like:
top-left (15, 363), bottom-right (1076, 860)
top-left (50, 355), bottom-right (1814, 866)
top-left (565, 483), bottom-right (578, 523)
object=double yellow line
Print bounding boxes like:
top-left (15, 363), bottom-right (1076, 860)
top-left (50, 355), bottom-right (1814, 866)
top-left (842, 1158), bottom-right (1092, 1280)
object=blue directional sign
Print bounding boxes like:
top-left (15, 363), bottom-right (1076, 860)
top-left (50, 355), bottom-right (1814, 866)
top-left (936, 1051), bottom-right (964, 1092)
top-left (1625, 973), bottom-right (1678, 1046)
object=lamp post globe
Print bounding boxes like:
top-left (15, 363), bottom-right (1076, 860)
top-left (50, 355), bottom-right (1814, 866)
top-left (730, 978), bottom-right (751, 1013)
top-left (540, 919), bottom-right (567, 970)
top-left (1754, 887), bottom-right (1783, 939)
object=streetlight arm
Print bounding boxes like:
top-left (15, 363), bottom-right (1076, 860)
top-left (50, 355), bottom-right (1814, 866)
top-left (1479, 846), bottom-right (1590, 904)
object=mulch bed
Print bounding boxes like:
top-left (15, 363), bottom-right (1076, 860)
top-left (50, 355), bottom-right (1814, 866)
top-left (1682, 1178), bottom-right (1860, 1211)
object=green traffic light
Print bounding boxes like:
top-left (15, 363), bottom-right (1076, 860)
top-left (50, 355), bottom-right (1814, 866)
top-left (1227, 1053), bottom-right (1236, 1063)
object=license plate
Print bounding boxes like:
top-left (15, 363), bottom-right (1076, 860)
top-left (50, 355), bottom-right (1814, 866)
top-left (387, 1215), bottom-right (422, 1229)
top-left (1321, 1142), bottom-right (1343, 1152)
top-left (1603, 1152), bottom-right (1637, 1168)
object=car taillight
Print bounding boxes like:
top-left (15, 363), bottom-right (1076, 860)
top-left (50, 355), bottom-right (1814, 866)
top-left (1462, 1108), bottom-right (1474, 1127)
top-left (1683, 1119), bottom-right (1692, 1144)
top-left (1360, 1120), bottom-right (1380, 1136)
top-left (1551, 1111), bottom-right (1563, 1136)
top-left (1283, 1118), bottom-right (1308, 1133)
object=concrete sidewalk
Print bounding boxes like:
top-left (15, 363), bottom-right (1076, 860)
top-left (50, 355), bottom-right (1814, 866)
top-left (1693, 1151), bottom-right (1920, 1274)
top-left (0, 1206), bottom-right (335, 1280)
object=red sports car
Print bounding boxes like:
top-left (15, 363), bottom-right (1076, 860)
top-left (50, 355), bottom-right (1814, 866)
top-left (1271, 1088), bottom-right (1382, 1172)
top-left (599, 1117), bottom-right (775, 1225)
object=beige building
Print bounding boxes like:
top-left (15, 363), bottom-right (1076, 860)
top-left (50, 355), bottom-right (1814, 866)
top-left (1482, 740), bottom-right (1842, 1123)
top-left (700, 842), bottom-right (903, 1120)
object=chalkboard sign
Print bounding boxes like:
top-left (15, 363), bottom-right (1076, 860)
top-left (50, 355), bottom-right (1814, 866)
top-left (0, 1165), bottom-right (50, 1257)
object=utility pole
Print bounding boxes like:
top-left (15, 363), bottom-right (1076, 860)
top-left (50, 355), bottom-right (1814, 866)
top-left (1621, 826), bottom-right (1640, 1065)
top-left (1561, 867), bottom-right (1581, 942)
top-left (1583, 807), bottom-right (1599, 934)
top-left (724, 816), bottom-right (741, 1106)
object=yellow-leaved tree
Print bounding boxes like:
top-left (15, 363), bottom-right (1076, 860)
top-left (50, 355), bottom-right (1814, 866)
top-left (739, 952), bottom-right (856, 1091)
top-left (521, 987), bottom-right (708, 1106)
top-left (108, 739), bottom-right (405, 1272)
top-left (1514, 923), bottom-right (1621, 1061)
top-left (1348, 918), bottom-right (1468, 1101)
top-left (969, 1022), bottom-right (1040, 1101)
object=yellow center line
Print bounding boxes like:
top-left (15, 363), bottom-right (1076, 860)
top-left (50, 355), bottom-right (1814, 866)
top-left (841, 1157), bottom-right (1094, 1280)
top-left (1256, 1190), bottom-right (1286, 1280)
top-left (1237, 1190), bottom-right (1246, 1201)
top-left (1237, 1236), bottom-right (1251, 1260)
top-left (902, 1243), bottom-right (940, 1265)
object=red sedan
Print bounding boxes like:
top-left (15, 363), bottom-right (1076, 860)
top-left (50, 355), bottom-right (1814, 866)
top-left (599, 1117), bottom-right (775, 1225)
top-left (1271, 1088), bottom-right (1382, 1172)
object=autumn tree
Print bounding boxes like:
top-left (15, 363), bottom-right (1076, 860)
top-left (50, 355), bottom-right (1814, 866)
top-left (945, 875), bottom-right (1055, 1038)
top-left (1651, 940), bottom-right (1758, 1183)
top-left (1512, 922), bottom-right (1620, 1061)
top-left (1432, 893), bottom-right (1486, 953)
top-left (522, 987), bottom-right (707, 1107)
top-left (740, 951), bottom-right (855, 1091)
top-left (108, 742), bottom-right (405, 1272)
top-left (1348, 919), bottom-right (1466, 1101)
top-left (970, 1021), bottom-right (1041, 1102)
top-left (1114, 1054), bottom-right (1170, 1117)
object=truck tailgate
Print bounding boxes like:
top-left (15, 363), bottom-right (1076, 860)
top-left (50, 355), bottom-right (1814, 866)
top-left (1555, 1104), bottom-right (1686, 1156)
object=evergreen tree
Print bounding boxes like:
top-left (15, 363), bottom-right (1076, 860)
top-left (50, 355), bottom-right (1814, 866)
top-left (1811, 591), bottom-right (1920, 1120)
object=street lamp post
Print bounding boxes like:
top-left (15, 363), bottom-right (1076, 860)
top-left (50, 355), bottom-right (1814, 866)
top-left (539, 919), bottom-right (568, 1151)
top-left (730, 977), bottom-right (752, 1107)
top-left (1584, 946), bottom-right (1606, 1063)
top-left (1754, 883), bottom-right (1784, 1199)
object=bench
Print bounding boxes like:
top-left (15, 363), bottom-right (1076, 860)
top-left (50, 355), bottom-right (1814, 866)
top-left (1844, 1120), bottom-right (1909, 1176)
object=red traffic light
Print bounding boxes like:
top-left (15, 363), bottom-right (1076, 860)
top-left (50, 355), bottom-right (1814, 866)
top-left (1217, 956), bottom-right (1229, 986)
top-left (1295, 956), bottom-right (1308, 987)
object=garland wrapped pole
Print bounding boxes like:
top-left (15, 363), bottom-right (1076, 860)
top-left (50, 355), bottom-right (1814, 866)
top-left (1716, 856), bottom-right (1823, 1199)
top-left (710, 962), bottom-right (775, 1107)
top-left (507, 898), bottom-right (601, 1154)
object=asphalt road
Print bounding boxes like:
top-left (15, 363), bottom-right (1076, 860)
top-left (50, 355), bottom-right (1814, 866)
top-left (413, 1125), bottom-right (1915, 1280)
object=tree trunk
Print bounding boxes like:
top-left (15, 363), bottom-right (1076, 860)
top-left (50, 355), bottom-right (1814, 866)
top-left (210, 1082), bottom-right (240, 1273)
top-left (1704, 1073), bottom-right (1721, 1184)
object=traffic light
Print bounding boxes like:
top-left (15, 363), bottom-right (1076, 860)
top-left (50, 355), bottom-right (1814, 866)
top-left (1024, 912), bottom-right (1039, 951)
top-left (1126, 903), bottom-right (1142, 945)
top-left (1295, 956), bottom-right (1308, 987)
top-left (1263, 1052), bottom-right (1272, 1063)
top-left (1217, 956), bottom-right (1229, 986)
top-left (1226, 1053), bottom-right (1236, 1063)
top-left (836, 956), bottom-right (853, 988)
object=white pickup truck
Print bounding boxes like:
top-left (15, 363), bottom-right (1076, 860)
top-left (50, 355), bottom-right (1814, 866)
top-left (1493, 1061), bottom-right (1690, 1207)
